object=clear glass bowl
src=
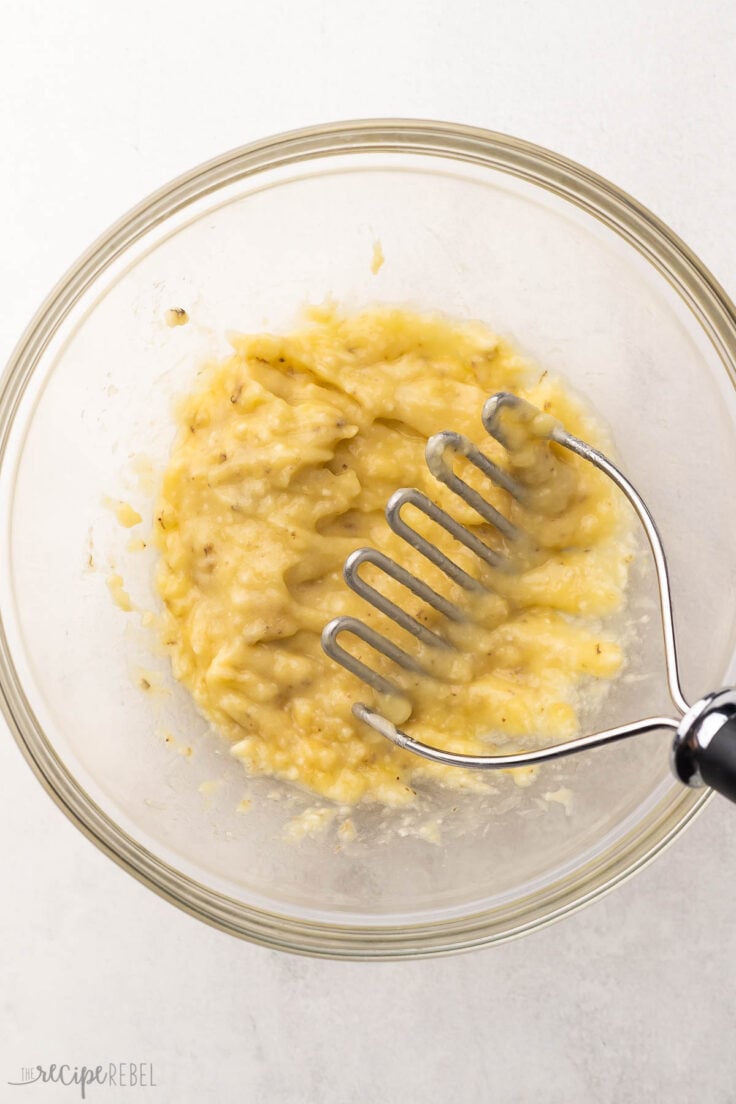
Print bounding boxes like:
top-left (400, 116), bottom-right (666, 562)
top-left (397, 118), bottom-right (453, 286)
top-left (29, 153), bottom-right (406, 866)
top-left (2, 120), bottom-right (736, 959)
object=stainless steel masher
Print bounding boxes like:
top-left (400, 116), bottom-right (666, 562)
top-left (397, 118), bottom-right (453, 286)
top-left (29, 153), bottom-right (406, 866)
top-left (322, 392), bottom-right (736, 803)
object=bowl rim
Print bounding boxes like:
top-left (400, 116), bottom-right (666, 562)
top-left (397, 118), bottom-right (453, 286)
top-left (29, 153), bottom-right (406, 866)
top-left (1, 117), bottom-right (732, 959)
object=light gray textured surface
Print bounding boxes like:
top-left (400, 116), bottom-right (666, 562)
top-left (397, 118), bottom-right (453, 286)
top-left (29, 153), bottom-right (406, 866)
top-left (1, 1), bottom-right (735, 1100)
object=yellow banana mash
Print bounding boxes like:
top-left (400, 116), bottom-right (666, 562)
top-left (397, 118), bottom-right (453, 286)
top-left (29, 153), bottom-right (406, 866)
top-left (155, 308), bottom-right (632, 806)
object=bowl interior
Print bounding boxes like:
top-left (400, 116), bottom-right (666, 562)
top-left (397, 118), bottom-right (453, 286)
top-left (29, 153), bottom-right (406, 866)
top-left (2, 135), bottom-right (734, 947)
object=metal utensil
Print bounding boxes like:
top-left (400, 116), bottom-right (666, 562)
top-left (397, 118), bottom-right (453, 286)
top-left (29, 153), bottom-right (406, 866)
top-left (322, 392), bottom-right (736, 803)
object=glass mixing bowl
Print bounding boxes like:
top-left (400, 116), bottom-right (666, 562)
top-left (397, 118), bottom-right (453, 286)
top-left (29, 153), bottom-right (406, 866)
top-left (2, 121), bottom-right (736, 959)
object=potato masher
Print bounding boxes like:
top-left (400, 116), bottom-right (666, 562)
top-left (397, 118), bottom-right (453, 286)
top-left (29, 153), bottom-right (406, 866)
top-left (322, 392), bottom-right (736, 803)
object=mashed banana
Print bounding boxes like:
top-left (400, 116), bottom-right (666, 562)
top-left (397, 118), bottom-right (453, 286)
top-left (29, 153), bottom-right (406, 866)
top-left (155, 307), bottom-right (632, 806)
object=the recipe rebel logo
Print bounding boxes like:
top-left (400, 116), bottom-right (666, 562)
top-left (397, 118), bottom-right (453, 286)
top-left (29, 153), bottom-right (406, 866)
top-left (7, 1063), bottom-right (157, 1098)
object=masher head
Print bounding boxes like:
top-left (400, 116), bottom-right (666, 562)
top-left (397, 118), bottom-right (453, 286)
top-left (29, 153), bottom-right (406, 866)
top-left (324, 393), bottom-right (581, 696)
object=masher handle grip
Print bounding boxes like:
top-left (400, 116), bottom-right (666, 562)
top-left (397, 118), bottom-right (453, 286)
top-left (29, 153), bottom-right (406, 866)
top-left (673, 690), bottom-right (736, 803)
top-left (697, 718), bottom-right (736, 804)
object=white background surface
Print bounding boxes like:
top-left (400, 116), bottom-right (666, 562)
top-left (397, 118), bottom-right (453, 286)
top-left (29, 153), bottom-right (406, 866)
top-left (1, 1), bottom-right (735, 1101)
